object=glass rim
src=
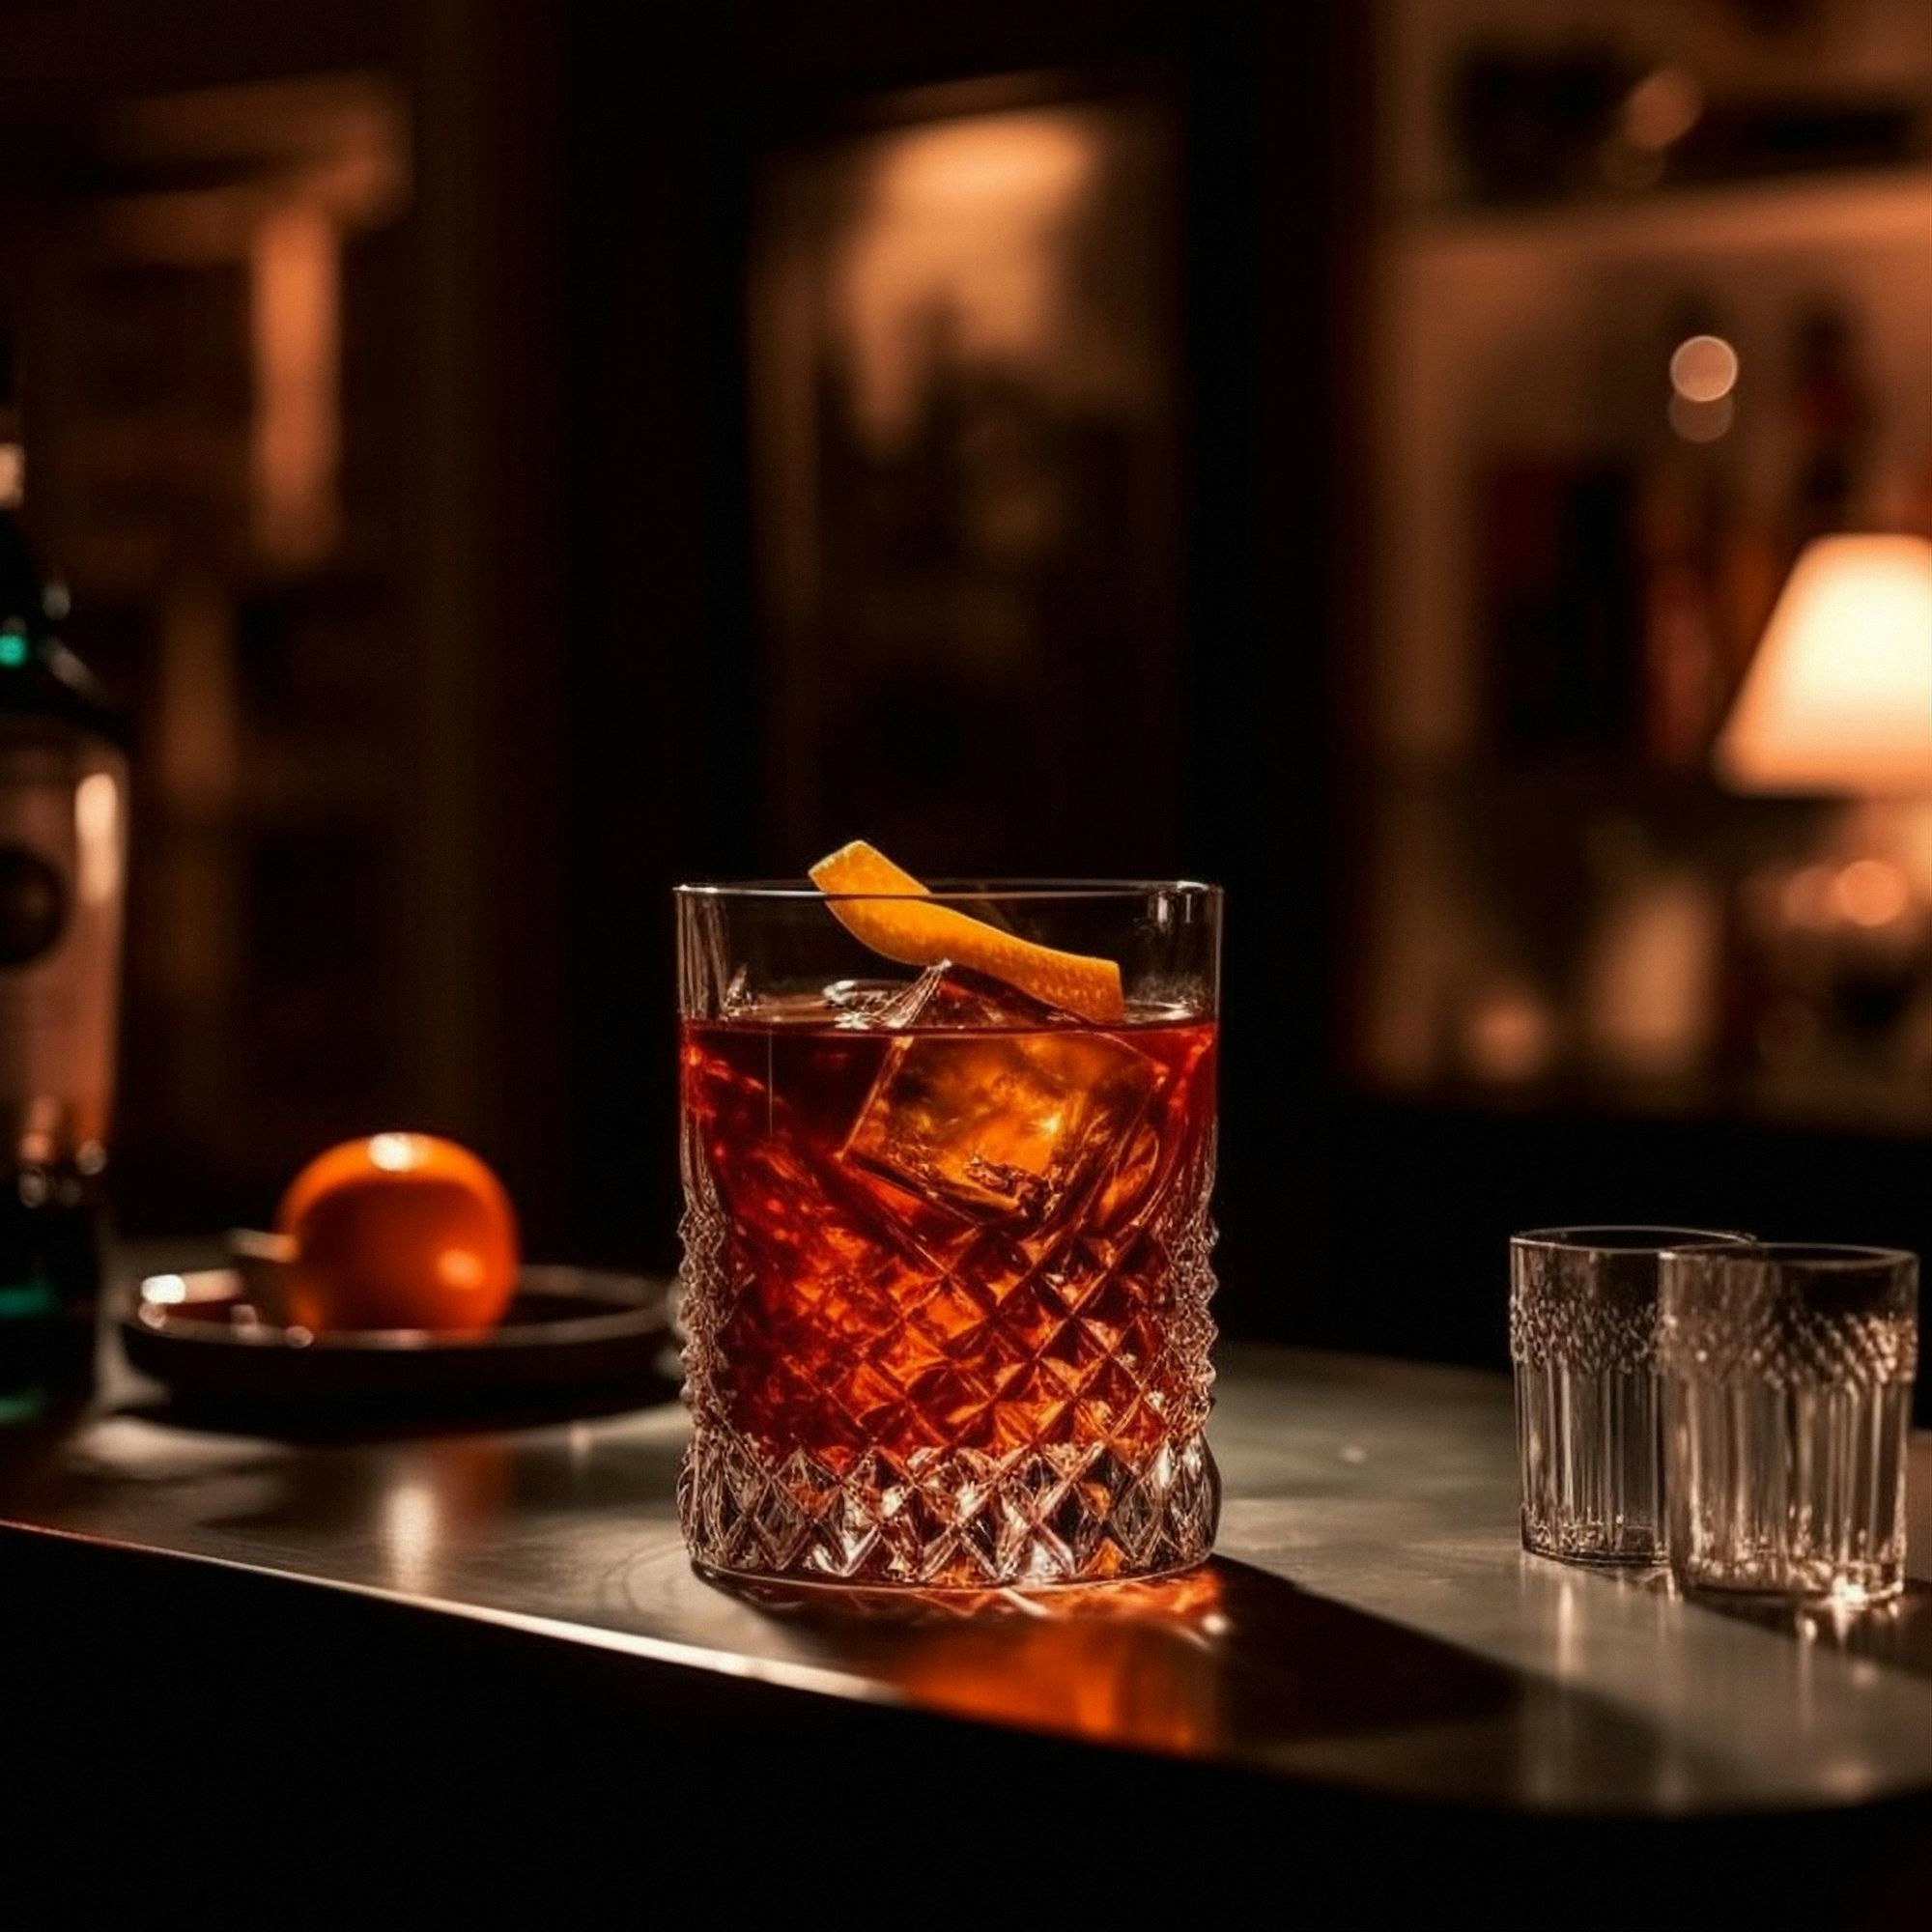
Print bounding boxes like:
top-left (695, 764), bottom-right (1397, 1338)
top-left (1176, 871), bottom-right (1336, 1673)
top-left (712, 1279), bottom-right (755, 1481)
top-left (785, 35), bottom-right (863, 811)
top-left (1513, 1224), bottom-right (1749, 1257)
top-left (674, 877), bottom-right (1223, 904)
top-left (1658, 1240), bottom-right (1918, 1272)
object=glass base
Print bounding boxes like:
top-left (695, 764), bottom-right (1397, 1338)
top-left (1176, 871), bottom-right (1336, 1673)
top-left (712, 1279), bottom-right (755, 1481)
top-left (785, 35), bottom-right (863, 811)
top-left (1665, 1378), bottom-right (1911, 1608)
top-left (1521, 1530), bottom-right (1662, 1568)
top-left (1674, 1563), bottom-right (1903, 1606)
top-left (679, 1428), bottom-right (1219, 1589)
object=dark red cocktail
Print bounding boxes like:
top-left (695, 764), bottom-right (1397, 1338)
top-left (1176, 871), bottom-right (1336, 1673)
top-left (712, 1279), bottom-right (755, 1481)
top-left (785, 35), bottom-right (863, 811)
top-left (676, 863), bottom-right (1220, 1588)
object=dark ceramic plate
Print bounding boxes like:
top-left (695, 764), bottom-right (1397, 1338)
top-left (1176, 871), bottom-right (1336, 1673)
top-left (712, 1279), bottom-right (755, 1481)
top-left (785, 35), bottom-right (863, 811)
top-left (121, 1264), bottom-right (675, 1414)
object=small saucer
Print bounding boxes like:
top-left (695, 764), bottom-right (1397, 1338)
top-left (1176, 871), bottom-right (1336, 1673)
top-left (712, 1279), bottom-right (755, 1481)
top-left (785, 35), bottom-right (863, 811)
top-left (121, 1264), bottom-right (675, 1414)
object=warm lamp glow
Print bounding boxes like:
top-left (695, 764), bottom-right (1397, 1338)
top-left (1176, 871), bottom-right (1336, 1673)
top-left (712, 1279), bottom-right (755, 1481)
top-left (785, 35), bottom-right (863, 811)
top-left (1716, 534), bottom-right (1932, 794)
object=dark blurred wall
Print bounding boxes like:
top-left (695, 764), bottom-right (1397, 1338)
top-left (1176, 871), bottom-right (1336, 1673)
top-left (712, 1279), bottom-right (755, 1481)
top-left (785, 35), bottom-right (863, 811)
top-left (557, 1), bottom-right (1371, 1346)
top-left (0, 1), bottom-right (570, 1240)
top-left (1, 1), bottom-right (1372, 1348)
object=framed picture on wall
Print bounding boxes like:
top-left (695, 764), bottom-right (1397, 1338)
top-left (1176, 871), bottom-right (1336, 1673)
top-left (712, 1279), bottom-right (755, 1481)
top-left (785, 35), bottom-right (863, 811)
top-left (750, 75), bottom-right (1182, 874)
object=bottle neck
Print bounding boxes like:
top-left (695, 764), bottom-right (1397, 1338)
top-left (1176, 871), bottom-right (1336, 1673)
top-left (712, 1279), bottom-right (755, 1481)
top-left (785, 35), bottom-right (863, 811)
top-left (0, 437), bottom-right (124, 741)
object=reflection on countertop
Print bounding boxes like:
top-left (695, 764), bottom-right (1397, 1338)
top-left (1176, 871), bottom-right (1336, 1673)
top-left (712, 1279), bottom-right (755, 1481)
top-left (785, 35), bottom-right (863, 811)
top-left (7, 1334), bottom-right (1932, 1818)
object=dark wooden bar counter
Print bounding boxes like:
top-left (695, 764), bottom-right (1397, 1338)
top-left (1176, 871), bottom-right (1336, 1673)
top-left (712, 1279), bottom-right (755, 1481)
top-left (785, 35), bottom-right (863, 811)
top-left (7, 1304), bottom-right (1932, 1915)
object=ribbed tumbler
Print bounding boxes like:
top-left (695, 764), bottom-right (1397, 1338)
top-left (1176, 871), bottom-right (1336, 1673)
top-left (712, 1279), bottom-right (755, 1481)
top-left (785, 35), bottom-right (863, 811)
top-left (1661, 1242), bottom-right (1917, 1605)
top-left (1512, 1226), bottom-right (1746, 1565)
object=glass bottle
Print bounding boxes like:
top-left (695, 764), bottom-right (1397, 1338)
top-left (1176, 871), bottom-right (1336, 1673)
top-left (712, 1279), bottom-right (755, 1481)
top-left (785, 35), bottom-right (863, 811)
top-left (0, 334), bottom-right (128, 1406)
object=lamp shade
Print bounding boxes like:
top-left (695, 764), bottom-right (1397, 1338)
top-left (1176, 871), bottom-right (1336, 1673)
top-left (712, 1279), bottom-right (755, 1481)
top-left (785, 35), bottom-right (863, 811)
top-left (1715, 533), bottom-right (1932, 794)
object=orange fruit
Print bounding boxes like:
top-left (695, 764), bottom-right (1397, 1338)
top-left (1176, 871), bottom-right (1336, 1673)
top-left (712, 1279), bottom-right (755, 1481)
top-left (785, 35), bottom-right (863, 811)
top-left (809, 840), bottom-right (1124, 1023)
top-left (275, 1133), bottom-right (520, 1334)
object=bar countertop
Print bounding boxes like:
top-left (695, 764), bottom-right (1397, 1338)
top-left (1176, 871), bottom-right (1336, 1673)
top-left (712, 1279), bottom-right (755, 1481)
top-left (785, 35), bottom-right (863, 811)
top-left (6, 1321), bottom-right (1932, 1824)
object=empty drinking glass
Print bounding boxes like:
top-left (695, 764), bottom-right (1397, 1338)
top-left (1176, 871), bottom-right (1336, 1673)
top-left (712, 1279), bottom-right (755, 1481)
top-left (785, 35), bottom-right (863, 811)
top-left (1661, 1242), bottom-right (1918, 1605)
top-left (1512, 1226), bottom-right (1747, 1565)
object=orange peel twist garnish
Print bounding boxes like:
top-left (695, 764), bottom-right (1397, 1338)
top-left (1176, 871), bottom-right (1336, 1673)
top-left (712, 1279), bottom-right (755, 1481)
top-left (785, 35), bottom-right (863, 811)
top-left (809, 840), bottom-right (1125, 1024)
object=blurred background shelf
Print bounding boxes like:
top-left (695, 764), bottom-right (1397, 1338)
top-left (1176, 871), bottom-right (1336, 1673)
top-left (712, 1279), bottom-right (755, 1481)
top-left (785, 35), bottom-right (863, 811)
top-left (1392, 163), bottom-right (1932, 258)
top-left (3, 0), bottom-right (1932, 1385)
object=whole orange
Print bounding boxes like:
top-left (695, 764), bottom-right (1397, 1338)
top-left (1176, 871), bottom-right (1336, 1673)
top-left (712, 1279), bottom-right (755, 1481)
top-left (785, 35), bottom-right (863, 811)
top-left (275, 1133), bottom-right (519, 1334)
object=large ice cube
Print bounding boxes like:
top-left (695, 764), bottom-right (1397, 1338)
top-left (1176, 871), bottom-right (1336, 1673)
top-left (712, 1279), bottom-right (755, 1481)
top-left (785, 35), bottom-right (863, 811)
top-left (843, 968), bottom-right (1159, 1222)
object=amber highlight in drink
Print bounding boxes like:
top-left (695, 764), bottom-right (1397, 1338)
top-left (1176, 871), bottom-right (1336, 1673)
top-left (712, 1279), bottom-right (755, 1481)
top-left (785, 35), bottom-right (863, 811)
top-left (686, 994), bottom-right (1212, 1447)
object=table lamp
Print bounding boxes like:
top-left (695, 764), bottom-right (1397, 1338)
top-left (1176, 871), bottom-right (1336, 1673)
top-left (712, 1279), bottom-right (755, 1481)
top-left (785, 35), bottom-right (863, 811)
top-left (1714, 532), bottom-right (1932, 1075)
top-left (1716, 533), bottom-right (1932, 795)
